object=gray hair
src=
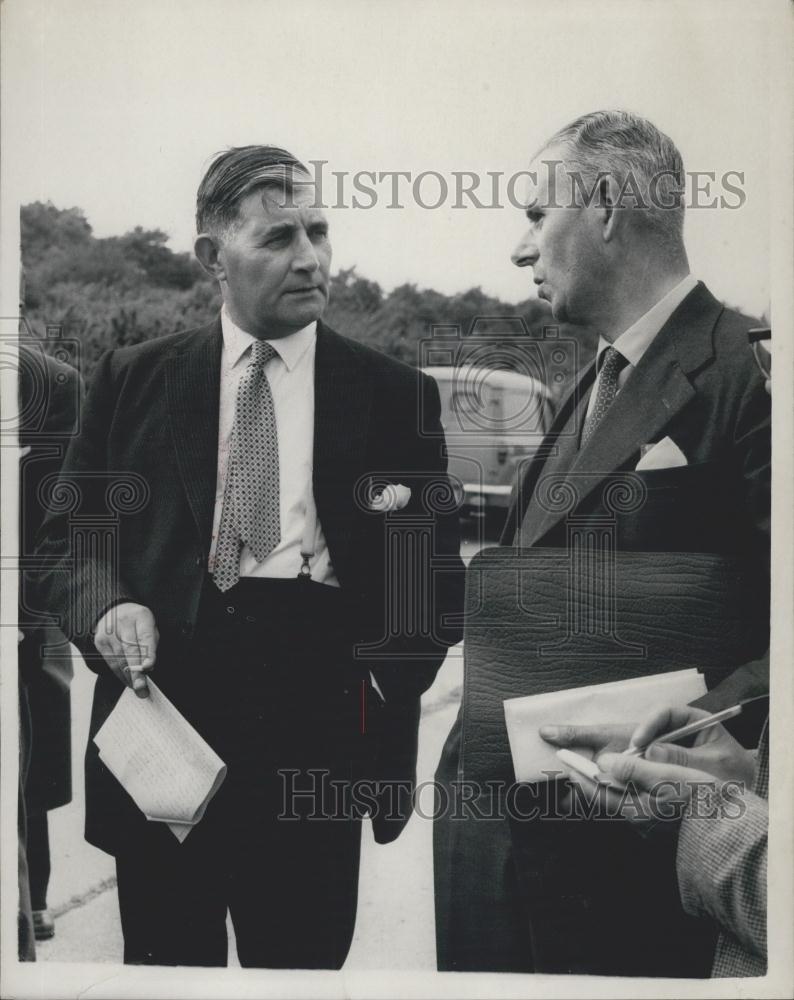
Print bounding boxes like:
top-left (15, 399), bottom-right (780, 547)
top-left (540, 110), bottom-right (686, 246)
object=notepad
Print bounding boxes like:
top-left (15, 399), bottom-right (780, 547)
top-left (94, 679), bottom-right (227, 842)
top-left (503, 668), bottom-right (707, 783)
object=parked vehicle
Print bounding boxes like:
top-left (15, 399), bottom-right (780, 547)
top-left (422, 365), bottom-right (554, 529)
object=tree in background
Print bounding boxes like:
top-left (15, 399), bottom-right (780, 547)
top-left (326, 268), bottom-right (595, 400)
top-left (21, 202), bottom-right (594, 397)
top-left (21, 203), bottom-right (222, 374)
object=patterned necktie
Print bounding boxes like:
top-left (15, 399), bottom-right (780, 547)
top-left (212, 339), bottom-right (280, 592)
top-left (580, 346), bottom-right (629, 448)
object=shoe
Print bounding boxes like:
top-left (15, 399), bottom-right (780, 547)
top-left (32, 909), bottom-right (55, 941)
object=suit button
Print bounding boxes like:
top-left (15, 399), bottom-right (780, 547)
top-left (195, 554), bottom-right (204, 567)
top-left (181, 623), bottom-right (192, 636)
top-left (226, 605), bottom-right (235, 615)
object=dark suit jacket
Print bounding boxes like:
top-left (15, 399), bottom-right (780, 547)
top-left (36, 317), bottom-right (465, 854)
top-left (505, 281), bottom-right (770, 697)
top-left (19, 345), bottom-right (83, 813)
top-left (506, 283), bottom-right (769, 552)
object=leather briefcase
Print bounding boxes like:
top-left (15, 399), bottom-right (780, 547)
top-left (460, 546), bottom-right (769, 785)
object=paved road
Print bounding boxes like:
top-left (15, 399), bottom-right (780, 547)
top-left (34, 532), bottom-right (491, 967)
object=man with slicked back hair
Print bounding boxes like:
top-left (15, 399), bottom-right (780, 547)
top-left (37, 145), bottom-right (465, 968)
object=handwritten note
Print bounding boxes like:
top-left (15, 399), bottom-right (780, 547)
top-left (94, 680), bottom-right (227, 842)
top-left (504, 668), bottom-right (707, 783)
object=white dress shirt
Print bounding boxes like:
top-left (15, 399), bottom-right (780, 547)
top-left (585, 274), bottom-right (699, 420)
top-left (208, 306), bottom-right (339, 587)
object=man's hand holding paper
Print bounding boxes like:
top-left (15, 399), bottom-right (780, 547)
top-left (93, 602), bottom-right (159, 698)
top-left (541, 704), bottom-right (758, 826)
top-left (502, 667), bottom-right (708, 783)
top-left (539, 722), bottom-right (635, 760)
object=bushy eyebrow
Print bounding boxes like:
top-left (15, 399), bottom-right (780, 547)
top-left (258, 216), bottom-right (328, 240)
top-left (260, 221), bottom-right (295, 240)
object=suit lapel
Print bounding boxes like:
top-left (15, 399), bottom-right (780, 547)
top-left (165, 319), bottom-right (223, 550)
top-left (522, 357), bottom-right (695, 546)
top-left (519, 282), bottom-right (721, 547)
top-left (313, 322), bottom-right (373, 575)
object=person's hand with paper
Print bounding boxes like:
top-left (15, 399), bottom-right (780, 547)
top-left (541, 704), bottom-right (757, 825)
top-left (93, 602), bottom-right (159, 698)
top-left (539, 722), bottom-right (636, 761)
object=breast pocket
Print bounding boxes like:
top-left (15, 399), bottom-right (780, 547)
top-left (620, 461), bottom-right (736, 552)
top-left (635, 460), bottom-right (720, 493)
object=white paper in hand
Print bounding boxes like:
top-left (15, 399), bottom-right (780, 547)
top-left (503, 668), bottom-right (707, 783)
top-left (94, 679), bottom-right (227, 841)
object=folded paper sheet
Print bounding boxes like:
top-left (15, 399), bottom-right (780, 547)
top-left (94, 680), bottom-right (227, 842)
top-left (503, 668), bottom-right (707, 783)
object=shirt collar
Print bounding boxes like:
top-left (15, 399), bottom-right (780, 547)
top-left (596, 274), bottom-right (699, 369)
top-left (220, 305), bottom-right (317, 372)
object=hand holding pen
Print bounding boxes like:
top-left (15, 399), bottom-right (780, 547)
top-left (541, 702), bottom-right (760, 827)
top-left (614, 703), bottom-right (758, 788)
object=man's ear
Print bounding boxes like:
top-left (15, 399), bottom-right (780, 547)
top-left (596, 174), bottom-right (623, 244)
top-left (194, 234), bottom-right (225, 280)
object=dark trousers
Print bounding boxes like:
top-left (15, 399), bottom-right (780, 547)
top-left (19, 688), bottom-right (35, 961)
top-left (115, 786), bottom-right (362, 968)
top-left (25, 811), bottom-right (51, 911)
top-left (18, 787), bottom-right (35, 962)
top-left (114, 577), bottom-right (366, 968)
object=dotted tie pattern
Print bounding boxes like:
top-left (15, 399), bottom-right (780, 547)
top-left (212, 339), bottom-right (280, 592)
top-left (580, 346), bottom-right (629, 448)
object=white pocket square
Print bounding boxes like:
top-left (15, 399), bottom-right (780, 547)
top-left (368, 483), bottom-right (412, 512)
top-left (635, 436), bottom-right (687, 471)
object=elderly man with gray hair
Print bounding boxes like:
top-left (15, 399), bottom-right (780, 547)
top-left (434, 110), bottom-right (770, 976)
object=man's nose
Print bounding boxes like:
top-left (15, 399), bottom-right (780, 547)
top-left (292, 233), bottom-right (320, 272)
top-left (511, 232), bottom-right (538, 268)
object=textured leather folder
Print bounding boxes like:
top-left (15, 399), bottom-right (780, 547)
top-left (460, 546), bottom-right (769, 785)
